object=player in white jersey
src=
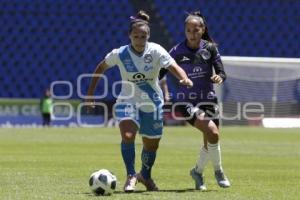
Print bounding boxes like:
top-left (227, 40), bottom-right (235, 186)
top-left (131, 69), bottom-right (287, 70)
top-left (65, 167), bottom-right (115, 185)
top-left (87, 10), bottom-right (193, 192)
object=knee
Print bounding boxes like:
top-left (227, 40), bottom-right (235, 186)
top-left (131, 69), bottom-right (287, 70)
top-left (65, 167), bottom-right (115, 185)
top-left (207, 129), bottom-right (219, 144)
top-left (122, 132), bottom-right (135, 143)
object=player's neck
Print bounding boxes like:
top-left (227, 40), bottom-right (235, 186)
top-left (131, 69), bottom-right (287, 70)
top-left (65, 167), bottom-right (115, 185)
top-left (130, 44), bottom-right (145, 56)
top-left (186, 41), bottom-right (200, 50)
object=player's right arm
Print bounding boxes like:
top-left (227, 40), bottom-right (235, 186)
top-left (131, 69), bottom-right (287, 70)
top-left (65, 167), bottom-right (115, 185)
top-left (87, 60), bottom-right (110, 98)
top-left (87, 48), bottom-right (118, 102)
top-left (168, 62), bottom-right (193, 88)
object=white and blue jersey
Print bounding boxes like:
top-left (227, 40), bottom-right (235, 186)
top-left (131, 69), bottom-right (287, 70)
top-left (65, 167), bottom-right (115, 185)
top-left (105, 42), bottom-right (175, 138)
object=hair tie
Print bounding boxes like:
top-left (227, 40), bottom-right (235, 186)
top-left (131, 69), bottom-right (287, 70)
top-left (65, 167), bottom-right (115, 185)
top-left (130, 16), bottom-right (137, 20)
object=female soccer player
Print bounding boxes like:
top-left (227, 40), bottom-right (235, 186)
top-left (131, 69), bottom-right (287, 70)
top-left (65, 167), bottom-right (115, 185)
top-left (160, 11), bottom-right (230, 190)
top-left (87, 10), bottom-right (193, 192)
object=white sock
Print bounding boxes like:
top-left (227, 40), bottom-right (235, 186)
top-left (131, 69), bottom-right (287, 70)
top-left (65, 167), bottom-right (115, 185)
top-left (195, 146), bottom-right (209, 174)
top-left (207, 142), bottom-right (223, 171)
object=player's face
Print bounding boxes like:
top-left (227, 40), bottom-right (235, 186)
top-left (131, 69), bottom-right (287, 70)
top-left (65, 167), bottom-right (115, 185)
top-left (129, 25), bottom-right (149, 53)
top-left (185, 19), bottom-right (205, 48)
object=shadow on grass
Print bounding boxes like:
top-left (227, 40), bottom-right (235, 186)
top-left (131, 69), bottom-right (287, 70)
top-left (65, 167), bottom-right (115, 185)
top-left (82, 188), bottom-right (218, 197)
top-left (114, 188), bottom-right (218, 194)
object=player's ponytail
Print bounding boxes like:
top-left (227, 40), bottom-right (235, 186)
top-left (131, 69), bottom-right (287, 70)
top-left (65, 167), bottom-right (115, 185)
top-left (135, 10), bottom-right (150, 22)
top-left (129, 10), bottom-right (150, 33)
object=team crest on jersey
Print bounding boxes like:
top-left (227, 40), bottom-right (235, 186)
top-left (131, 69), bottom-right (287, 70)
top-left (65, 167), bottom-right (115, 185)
top-left (199, 49), bottom-right (211, 60)
top-left (144, 54), bottom-right (153, 63)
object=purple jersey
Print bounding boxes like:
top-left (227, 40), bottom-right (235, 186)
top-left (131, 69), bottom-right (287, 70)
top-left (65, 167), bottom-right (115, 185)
top-left (167, 39), bottom-right (226, 103)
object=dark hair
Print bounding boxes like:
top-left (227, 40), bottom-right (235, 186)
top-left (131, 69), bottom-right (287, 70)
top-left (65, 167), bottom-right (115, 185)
top-left (185, 11), bottom-right (215, 43)
top-left (129, 10), bottom-right (150, 33)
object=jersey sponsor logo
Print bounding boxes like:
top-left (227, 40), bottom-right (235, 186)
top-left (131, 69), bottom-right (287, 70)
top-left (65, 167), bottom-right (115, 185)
top-left (133, 73), bottom-right (146, 80)
top-left (188, 66), bottom-right (206, 78)
top-left (144, 54), bottom-right (153, 63)
top-left (180, 56), bottom-right (190, 62)
top-left (199, 49), bottom-right (211, 60)
top-left (128, 72), bottom-right (153, 83)
top-left (144, 65), bottom-right (154, 71)
top-left (193, 66), bottom-right (202, 73)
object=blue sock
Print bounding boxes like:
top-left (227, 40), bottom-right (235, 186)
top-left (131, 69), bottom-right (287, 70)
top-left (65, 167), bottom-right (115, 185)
top-left (121, 142), bottom-right (136, 176)
top-left (141, 149), bottom-right (156, 180)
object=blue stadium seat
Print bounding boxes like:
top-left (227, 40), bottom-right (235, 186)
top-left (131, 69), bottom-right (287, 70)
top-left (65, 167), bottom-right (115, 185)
top-left (153, 0), bottom-right (300, 57)
top-left (0, 0), bottom-right (134, 98)
top-left (0, 0), bottom-right (299, 99)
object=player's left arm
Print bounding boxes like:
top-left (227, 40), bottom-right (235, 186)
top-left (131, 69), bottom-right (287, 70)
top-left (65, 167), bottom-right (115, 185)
top-left (210, 44), bottom-right (226, 84)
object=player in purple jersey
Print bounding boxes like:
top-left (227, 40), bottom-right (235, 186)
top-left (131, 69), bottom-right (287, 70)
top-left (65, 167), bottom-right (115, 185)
top-left (160, 11), bottom-right (230, 190)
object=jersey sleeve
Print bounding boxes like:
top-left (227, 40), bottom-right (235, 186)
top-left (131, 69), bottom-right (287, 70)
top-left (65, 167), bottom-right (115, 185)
top-left (156, 45), bottom-right (175, 69)
top-left (210, 44), bottom-right (227, 81)
top-left (169, 46), bottom-right (176, 58)
top-left (158, 46), bottom-right (178, 80)
top-left (104, 48), bottom-right (119, 68)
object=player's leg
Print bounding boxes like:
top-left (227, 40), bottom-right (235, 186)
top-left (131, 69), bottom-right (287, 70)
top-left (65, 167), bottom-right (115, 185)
top-left (42, 113), bottom-right (48, 126)
top-left (193, 112), bottom-right (230, 188)
top-left (136, 137), bottom-right (159, 191)
top-left (179, 104), bottom-right (208, 190)
top-left (114, 102), bottom-right (140, 192)
top-left (46, 113), bottom-right (51, 126)
top-left (119, 119), bottom-right (139, 192)
top-left (136, 110), bottom-right (162, 191)
top-left (195, 132), bottom-right (209, 173)
top-left (190, 131), bottom-right (209, 191)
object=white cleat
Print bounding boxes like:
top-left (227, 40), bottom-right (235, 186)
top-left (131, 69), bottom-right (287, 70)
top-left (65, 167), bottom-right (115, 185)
top-left (214, 170), bottom-right (230, 188)
top-left (123, 175), bottom-right (137, 192)
top-left (190, 168), bottom-right (207, 191)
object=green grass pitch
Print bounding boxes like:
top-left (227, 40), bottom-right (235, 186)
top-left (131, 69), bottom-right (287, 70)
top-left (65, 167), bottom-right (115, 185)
top-left (0, 127), bottom-right (299, 200)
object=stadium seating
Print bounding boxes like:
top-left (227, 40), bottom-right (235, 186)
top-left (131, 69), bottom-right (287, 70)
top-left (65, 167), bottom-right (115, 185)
top-left (153, 0), bottom-right (300, 57)
top-left (0, 0), bottom-right (299, 99)
top-left (0, 0), bottom-right (131, 98)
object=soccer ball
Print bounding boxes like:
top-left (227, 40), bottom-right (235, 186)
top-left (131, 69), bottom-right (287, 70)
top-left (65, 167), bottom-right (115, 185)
top-left (89, 169), bottom-right (117, 196)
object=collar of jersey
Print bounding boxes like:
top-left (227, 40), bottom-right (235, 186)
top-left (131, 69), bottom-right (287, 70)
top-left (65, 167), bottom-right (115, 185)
top-left (184, 39), bottom-right (206, 52)
top-left (129, 42), bottom-right (148, 57)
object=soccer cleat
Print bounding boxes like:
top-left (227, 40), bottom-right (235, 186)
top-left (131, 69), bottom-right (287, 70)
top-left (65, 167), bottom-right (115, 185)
top-left (190, 168), bottom-right (207, 191)
top-left (123, 175), bottom-right (137, 192)
top-left (136, 173), bottom-right (159, 191)
top-left (214, 170), bottom-right (230, 188)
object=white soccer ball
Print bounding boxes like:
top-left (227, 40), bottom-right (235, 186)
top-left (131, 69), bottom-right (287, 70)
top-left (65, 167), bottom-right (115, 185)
top-left (89, 169), bottom-right (117, 196)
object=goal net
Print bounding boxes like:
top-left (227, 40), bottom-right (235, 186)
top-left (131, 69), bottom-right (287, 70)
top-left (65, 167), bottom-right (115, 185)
top-left (218, 56), bottom-right (300, 127)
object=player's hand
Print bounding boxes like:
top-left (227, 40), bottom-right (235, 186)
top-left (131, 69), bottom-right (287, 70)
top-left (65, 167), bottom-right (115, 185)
top-left (164, 93), bottom-right (171, 102)
top-left (210, 75), bottom-right (223, 84)
top-left (179, 78), bottom-right (193, 88)
top-left (85, 99), bottom-right (95, 114)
